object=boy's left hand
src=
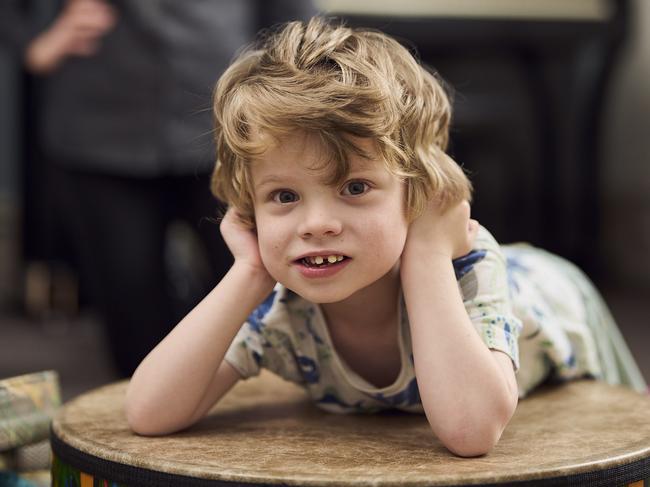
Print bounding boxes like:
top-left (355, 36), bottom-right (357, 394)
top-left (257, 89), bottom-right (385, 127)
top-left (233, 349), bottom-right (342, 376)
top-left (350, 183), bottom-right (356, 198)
top-left (403, 200), bottom-right (479, 260)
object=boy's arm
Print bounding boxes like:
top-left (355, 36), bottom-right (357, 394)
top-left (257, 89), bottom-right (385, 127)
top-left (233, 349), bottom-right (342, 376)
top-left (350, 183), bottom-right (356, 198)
top-left (125, 263), bottom-right (275, 436)
top-left (400, 202), bottom-right (517, 457)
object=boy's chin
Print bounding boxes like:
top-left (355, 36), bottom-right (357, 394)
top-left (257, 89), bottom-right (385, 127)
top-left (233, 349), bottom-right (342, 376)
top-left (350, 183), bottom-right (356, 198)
top-left (285, 284), bottom-right (354, 304)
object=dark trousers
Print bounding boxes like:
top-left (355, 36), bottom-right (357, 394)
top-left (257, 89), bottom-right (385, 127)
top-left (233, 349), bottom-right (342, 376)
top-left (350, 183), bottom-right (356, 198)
top-left (51, 164), bottom-right (232, 377)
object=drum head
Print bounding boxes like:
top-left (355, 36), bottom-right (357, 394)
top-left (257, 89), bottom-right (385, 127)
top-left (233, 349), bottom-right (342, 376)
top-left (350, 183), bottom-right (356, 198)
top-left (52, 371), bottom-right (650, 486)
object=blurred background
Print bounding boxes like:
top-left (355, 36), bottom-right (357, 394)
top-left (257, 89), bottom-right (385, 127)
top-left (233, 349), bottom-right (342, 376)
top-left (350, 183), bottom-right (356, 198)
top-left (1, 0), bottom-right (648, 403)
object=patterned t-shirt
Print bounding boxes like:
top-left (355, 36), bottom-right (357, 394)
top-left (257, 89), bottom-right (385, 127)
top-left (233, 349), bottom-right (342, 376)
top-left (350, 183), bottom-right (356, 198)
top-left (224, 226), bottom-right (647, 413)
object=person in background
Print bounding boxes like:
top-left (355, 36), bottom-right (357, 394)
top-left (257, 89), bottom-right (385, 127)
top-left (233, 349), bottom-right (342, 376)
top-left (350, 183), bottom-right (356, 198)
top-left (0, 0), bottom-right (316, 377)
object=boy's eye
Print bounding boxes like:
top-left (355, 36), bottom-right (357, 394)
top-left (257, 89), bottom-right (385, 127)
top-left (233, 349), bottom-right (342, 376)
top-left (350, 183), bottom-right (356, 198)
top-left (342, 181), bottom-right (369, 196)
top-left (272, 190), bottom-right (299, 204)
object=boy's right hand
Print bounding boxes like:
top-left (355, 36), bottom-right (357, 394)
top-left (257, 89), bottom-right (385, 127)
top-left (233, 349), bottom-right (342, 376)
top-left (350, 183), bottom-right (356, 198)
top-left (220, 207), bottom-right (274, 282)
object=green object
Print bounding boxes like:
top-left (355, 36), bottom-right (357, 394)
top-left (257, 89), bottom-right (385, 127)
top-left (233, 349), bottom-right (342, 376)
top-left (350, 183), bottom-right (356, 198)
top-left (0, 371), bottom-right (61, 451)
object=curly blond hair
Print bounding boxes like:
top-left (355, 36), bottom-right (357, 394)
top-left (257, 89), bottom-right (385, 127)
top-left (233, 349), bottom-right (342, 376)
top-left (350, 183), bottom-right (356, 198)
top-left (211, 16), bottom-right (471, 227)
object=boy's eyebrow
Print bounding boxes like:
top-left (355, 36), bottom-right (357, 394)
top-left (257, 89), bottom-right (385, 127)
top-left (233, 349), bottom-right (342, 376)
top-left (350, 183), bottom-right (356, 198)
top-left (255, 175), bottom-right (288, 189)
top-left (255, 167), bottom-right (383, 190)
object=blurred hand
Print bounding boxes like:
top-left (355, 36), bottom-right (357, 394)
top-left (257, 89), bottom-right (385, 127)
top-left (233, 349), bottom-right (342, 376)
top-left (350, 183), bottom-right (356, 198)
top-left (25, 0), bottom-right (117, 74)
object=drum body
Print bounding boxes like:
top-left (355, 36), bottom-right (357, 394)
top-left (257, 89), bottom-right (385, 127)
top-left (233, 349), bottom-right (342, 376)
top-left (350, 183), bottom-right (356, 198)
top-left (51, 371), bottom-right (650, 486)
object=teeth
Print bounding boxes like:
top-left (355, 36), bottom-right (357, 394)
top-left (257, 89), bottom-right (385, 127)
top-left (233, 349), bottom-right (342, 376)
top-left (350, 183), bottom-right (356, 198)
top-left (305, 254), bottom-right (345, 265)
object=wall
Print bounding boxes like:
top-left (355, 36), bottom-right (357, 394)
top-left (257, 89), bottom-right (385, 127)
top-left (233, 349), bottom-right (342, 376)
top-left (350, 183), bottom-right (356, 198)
top-left (0, 49), bottom-right (21, 309)
top-left (601, 0), bottom-right (650, 288)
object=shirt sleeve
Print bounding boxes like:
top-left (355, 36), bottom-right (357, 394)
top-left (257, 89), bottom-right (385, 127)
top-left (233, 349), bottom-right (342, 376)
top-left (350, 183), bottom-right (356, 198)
top-left (223, 321), bottom-right (265, 380)
top-left (223, 289), bottom-right (305, 384)
top-left (452, 225), bottom-right (523, 372)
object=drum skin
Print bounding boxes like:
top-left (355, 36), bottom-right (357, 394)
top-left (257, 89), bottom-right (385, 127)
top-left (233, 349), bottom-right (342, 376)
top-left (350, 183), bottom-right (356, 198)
top-left (51, 370), bottom-right (650, 486)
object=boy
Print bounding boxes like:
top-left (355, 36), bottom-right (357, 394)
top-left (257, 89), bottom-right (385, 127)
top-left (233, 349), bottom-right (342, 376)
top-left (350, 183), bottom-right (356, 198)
top-left (125, 17), bottom-right (646, 458)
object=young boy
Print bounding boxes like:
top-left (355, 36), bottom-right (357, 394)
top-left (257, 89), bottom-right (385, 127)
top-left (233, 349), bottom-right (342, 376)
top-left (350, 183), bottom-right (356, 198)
top-left (125, 17), bottom-right (647, 458)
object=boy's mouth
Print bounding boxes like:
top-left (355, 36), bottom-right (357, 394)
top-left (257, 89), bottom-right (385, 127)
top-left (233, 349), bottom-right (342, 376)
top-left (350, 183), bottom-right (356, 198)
top-left (296, 254), bottom-right (349, 268)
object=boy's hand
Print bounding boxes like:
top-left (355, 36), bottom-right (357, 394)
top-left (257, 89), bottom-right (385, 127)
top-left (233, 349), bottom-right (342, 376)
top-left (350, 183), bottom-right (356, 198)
top-left (220, 207), bottom-right (274, 282)
top-left (403, 200), bottom-right (479, 260)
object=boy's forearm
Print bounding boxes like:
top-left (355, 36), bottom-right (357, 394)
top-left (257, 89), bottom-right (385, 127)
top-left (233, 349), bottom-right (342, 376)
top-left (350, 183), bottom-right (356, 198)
top-left (401, 248), bottom-right (513, 456)
top-left (125, 263), bottom-right (275, 430)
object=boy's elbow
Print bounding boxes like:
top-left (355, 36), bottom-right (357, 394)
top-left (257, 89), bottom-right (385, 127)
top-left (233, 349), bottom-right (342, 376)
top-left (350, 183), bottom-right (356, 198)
top-left (435, 412), bottom-right (512, 458)
top-left (125, 401), bottom-right (162, 436)
top-left (441, 426), bottom-right (501, 457)
top-left (124, 396), bottom-right (183, 437)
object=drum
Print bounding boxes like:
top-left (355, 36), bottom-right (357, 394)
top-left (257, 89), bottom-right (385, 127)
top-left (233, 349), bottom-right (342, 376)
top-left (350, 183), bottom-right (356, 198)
top-left (51, 370), bottom-right (650, 486)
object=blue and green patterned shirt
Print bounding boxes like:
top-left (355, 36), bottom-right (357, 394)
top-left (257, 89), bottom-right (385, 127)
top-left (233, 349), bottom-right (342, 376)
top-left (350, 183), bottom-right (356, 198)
top-left (224, 226), bottom-right (646, 413)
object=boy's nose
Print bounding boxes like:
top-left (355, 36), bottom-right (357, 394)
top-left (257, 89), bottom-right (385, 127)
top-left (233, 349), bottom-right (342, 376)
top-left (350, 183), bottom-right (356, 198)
top-left (297, 207), bottom-right (343, 239)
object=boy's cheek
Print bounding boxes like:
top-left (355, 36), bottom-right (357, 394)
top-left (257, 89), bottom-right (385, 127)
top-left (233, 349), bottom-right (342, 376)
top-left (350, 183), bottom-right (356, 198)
top-left (256, 230), bottom-right (285, 266)
top-left (362, 219), bottom-right (408, 257)
top-left (257, 245), bottom-right (285, 284)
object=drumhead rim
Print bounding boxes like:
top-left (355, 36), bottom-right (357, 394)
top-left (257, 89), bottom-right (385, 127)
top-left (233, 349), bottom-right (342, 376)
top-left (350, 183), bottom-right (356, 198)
top-left (50, 426), bottom-right (650, 487)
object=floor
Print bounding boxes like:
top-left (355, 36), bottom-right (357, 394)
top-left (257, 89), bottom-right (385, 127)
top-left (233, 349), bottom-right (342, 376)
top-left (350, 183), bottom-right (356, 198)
top-left (0, 311), bottom-right (119, 402)
top-left (0, 287), bottom-right (648, 402)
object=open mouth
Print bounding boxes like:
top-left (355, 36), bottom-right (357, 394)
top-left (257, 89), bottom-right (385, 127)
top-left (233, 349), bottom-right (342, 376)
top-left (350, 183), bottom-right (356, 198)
top-left (297, 255), bottom-right (350, 268)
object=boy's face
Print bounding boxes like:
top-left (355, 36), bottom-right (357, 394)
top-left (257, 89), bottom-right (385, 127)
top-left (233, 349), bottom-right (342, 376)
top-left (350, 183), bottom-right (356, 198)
top-left (251, 132), bottom-right (409, 303)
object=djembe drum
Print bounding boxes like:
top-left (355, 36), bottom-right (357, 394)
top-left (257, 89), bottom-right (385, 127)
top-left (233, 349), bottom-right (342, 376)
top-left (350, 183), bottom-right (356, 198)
top-left (51, 370), bottom-right (650, 486)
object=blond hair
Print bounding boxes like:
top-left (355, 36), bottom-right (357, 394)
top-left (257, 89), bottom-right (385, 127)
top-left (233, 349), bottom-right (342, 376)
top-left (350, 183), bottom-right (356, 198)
top-left (211, 16), bottom-right (471, 227)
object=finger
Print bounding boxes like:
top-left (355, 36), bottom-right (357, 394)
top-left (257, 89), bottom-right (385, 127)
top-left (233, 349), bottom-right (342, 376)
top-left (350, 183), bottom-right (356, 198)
top-left (223, 206), bottom-right (237, 221)
top-left (67, 1), bottom-right (117, 30)
top-left (68, 39), bottom-right (100, 56)
top-left (468, 221), bottom-right (479, 248)
top-left (454, 200), bottom-right (471, 225)
top-left (71, 11), bottom-right (116, 32)
top-left (224, 206), bottom-right (247, 226)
